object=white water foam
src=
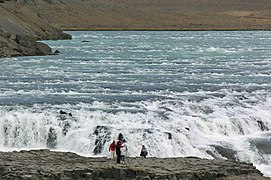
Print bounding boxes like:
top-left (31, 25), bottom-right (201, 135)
top-left (0, 94), bottom-right (271, 175)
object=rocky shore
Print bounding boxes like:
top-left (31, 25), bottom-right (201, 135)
top-left (1, 0), bottom-right (271, 57)
top-left (0, 0), bottom-right (71, 57)
top-left (0, 149), bottom-right (267, 179)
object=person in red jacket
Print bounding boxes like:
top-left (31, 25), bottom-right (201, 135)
top-left (109, 140), bottom-right (116, 160)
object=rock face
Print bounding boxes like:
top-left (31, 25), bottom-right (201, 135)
top-left (0, 0), bottom-right (71, 57)
top-left (93, 126), bottom-right (111, 155)
top-left (0, 149), bottom-right (267, 179)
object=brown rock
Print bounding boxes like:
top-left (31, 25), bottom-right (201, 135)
top-left (13, 34), bottom-right (52, 56)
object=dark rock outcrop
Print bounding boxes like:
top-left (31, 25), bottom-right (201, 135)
top-left (0, 149), bottom-right (267, 179)
top-left (57, 110), bottom-right (74, 136)
top-left (257, 120), bottom-right (269, 131)
top-left (93, 126), bottom-right (111, 155)
top-left (165, 132), bottom-right (172, 140)
top-left (208, 145), bottom-right (238, 161)
top-left (14, 35), bottom-right (52, 56)
top-left (250, 138), bottom-right (271, 155)
top-left (46, 127), bottom-right (57, 149)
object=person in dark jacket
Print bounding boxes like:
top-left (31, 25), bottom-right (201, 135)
top-left (116, 140), bottom-right (123, 163)
top-left (116, 133), bottom-right (126, 163)
top-left (118, 133), bottom-right (124, 141)
top-left (140, 145), bottom-right (148, 158)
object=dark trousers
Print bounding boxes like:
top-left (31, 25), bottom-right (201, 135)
top-left (121, 155), bottom-right (125, 162)
top-left (117, 154), bottom-right (121, 164)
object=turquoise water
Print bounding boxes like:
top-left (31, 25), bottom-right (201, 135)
top-left (0, 31), bottom-right (271, 176)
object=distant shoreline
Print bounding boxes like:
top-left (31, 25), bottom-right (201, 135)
top-left (63, 28), bottom-right (271, 31)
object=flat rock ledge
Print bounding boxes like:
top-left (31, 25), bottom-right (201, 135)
top-left (0, 149), bottom-right (267, 180)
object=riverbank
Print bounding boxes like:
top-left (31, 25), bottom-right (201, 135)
top-left (0, 149), bottom-right (267, 179)
top-left (0, 0), bottom-right (271, 57)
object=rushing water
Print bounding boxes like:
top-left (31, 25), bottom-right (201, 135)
top-left (0, 31), bottom-right (271, 176)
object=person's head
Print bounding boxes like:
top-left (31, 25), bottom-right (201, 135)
top-left (113, 140), bottom-right (116, 144)
top-left (118, 133), bottom-right (123, 140)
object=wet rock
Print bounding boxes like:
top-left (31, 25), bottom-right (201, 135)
top-left (58, 110), bottom-right (74, 135)
top-left (208, 145), bottom-right (238, 161)
top-left (46, 127), bottom-right (57, 149)
top-left (257, 120), bottom-right (269, 131)
top-left (164, 132), bottom-right (172, 140)
top-left (62, 121), bottom-right (71, 136)
top-left (53, 49), bottom-right (60, 54)
top-left (93, 126), bottom-right (111, 155)
top-left (3, 120), bottom-right (12, 146)
top-left (142, 129), bottom-right (155, 139)
top-left (200, 105), bottom-right (214, 114)
top-left (35, 41), bottom-right (52, 55)
top-left (251, 138), bottom-right (271, 154)
top-left (59, 110), bottom-right (72, 118)
top-left (58, 32), bottom-right (72, 40)
top-left (236, 95), bottom-right (248, 100)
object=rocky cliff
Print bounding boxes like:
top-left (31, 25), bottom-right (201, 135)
top-left (0, 149), bottom-right (267, 179)
top-left (1, 0), bottom-right (271, 57)
top-left (0, 0), bottom-right (71, 57)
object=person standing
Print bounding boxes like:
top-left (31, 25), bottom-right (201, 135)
top-left (116, 140), bottom-right (123, 163)
top-left (109, 140), bottom-right (116, 160)
top-left (118, 133), bottom-right (124, 141)
top-left (116, 133), bottom-right (124, 164)
top-left (121, 142), bottom-right (128, 163)
top-left (140, 145), bottom-right (148, 158)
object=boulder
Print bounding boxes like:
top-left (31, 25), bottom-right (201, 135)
top-left (14, 35), bottom-right (52, 56)
top-left (250, 138), bottom-right (271, 154)
top-left (207, 145), bottom-right (238, 161)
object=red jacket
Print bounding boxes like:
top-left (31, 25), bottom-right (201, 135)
top-left (109, 140), bottom-right (116, 151)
